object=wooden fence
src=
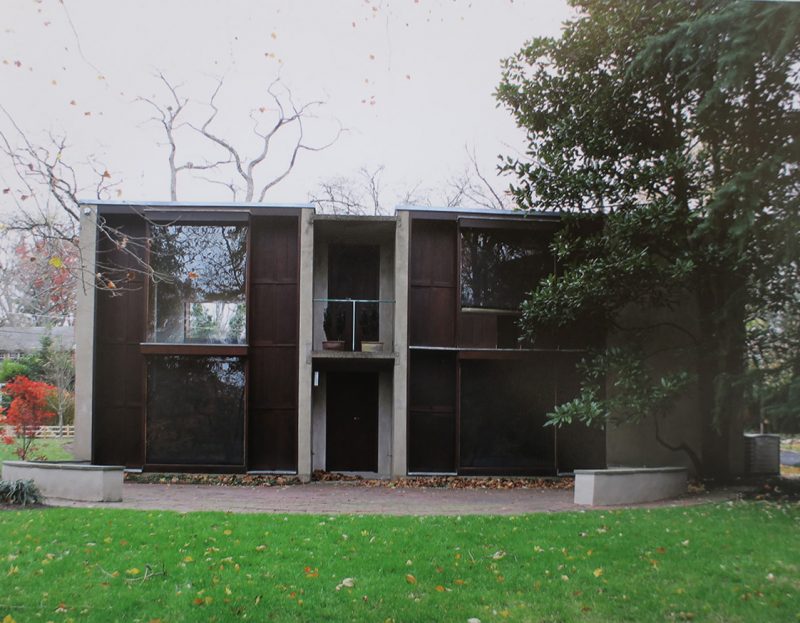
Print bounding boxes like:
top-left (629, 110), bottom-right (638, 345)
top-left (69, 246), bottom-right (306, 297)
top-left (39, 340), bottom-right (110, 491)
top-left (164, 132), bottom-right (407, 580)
top-left (34, 425), bottom-right (75, 438)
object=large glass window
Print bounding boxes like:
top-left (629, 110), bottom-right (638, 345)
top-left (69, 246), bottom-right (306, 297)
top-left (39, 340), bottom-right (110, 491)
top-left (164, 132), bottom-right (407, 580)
top-left (460, 228), bottom-right (552, 311)
top-left (146, 356), bottom-right (245, 466)
top-left (149, 224), bottom-right (247, 343)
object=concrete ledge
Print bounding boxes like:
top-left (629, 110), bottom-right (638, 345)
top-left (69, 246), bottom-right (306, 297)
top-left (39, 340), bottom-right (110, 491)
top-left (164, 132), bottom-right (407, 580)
top-left (2, 461), bottom-right (124, 502)
top-left (574, 467), bottom-right (687, 506)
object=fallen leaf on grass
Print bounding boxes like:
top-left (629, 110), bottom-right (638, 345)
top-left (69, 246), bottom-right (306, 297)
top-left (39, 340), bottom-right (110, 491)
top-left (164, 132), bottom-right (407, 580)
top-left (593, 568), bottom-right (603, 578)
top-left (336, 577), bottom-right (355, 590)
top-left (405, 574), bottom-right (417, 585)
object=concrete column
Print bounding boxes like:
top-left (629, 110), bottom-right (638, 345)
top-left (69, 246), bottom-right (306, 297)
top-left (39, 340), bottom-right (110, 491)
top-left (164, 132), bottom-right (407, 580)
top-left (73, 205), bottom-right (98, 461)
top-left (391, 210), bottom-right (410, 477)
top-left (296, 208), bottom-right (315, 480)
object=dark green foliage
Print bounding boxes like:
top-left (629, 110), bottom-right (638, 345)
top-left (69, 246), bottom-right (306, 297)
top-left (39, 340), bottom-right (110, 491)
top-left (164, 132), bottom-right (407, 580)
top-left (496, 0), bottom-right (800, 476)
top-left (0, 479), bottom-right (43, 506)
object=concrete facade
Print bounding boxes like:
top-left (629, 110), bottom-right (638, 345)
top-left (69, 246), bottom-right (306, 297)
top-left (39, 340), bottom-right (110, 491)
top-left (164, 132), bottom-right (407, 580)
top-left (73, 207), bottom-right (97, 461)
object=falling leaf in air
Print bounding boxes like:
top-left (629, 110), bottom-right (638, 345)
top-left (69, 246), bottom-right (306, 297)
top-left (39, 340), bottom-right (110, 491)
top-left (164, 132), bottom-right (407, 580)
top-left (84, 111), bottom-right (91, 116)
top-left (369, 54), bottom-right (375, 60)
top-left (405, 574), bottom-right (417, 585)
top-left (69, 100), bottom-right (77, 105)
top-left (406, 74), bottom-right (411, 80)
top-left (13, 60), bottom-right (21, 67)
top-left (2, 189), bottom-right (9, 194)
top-left (271, 32), bottom-right (277, 39)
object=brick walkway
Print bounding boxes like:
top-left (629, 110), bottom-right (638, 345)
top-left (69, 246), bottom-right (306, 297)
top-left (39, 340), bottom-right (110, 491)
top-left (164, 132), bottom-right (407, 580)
top-left (47, 482), bottom-right (743, 515)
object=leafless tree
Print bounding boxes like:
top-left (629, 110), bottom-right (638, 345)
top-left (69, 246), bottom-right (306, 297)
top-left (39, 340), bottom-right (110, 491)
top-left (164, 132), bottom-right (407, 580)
top-left (44, 348), bottom-right (75, 436)
top-left (185, 77), bottom-right (343, 202)
top-left (310, 149), bottom-right (511, 215)
top-left (310, 165), bottom-right (386, 215)
top-left (443, 147), bottom-right (512, 210)
top-left (0, 106), bottom-right (153, 295)
top-left (137, 74), bottom-right (231, 201)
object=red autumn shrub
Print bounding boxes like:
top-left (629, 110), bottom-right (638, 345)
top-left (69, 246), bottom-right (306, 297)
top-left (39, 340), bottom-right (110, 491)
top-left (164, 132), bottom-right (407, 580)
top-left (1, 375), bottom-right (56, 460)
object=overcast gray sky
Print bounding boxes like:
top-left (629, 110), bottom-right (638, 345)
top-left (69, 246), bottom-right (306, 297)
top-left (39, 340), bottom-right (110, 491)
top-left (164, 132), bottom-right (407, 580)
top-left (1, 0), bottom-right (572, 209)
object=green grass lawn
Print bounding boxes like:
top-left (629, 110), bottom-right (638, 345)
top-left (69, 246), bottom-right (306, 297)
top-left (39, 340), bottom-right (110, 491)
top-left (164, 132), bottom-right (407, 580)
top-left (0, 502), bottom-right (797, 622)
top-left (0, 437), bottom-right (73, 465)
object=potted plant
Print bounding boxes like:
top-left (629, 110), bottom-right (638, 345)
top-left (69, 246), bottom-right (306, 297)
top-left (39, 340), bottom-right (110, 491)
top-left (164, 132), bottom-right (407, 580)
top-left (359, 305), bottom-right (383, 352)
top-left (322, 305), bottom-right (346, 350)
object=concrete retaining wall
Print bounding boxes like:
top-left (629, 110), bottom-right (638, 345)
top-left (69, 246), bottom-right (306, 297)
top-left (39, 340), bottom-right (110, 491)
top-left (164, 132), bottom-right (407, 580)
top-left (2, 461), bottom-right (124, 502)
top-left (574, 467), bottom-right (687, 506)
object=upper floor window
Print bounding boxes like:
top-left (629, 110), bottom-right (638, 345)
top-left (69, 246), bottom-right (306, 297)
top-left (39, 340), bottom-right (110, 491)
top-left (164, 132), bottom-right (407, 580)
top-left (460, 227), bottom-right (553, 311)
top-left (148, 224), bottom-right (247, 344)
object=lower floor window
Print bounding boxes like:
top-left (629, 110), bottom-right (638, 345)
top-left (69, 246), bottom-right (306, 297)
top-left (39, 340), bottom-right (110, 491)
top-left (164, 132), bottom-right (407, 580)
top-left (146, 356), bottom-right (245, 466)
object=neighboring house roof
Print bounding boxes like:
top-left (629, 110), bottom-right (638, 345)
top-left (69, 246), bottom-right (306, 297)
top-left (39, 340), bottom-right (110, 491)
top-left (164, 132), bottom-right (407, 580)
top-left (0, 326), bottom-right (75, 354)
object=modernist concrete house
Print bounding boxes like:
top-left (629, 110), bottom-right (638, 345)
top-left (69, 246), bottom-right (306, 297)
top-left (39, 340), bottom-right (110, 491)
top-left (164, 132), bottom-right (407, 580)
top-left (73, 201), bottom-right (731, 478)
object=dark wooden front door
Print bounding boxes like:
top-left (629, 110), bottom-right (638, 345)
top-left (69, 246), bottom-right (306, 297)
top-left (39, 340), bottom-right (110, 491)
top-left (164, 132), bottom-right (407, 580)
top-left (326, 371), bottom-right (379, 471)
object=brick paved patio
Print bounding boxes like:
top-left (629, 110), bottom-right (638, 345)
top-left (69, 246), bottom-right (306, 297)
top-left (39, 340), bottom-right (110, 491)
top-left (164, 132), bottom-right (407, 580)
top-left (47, 481), bottom-right (742, 515)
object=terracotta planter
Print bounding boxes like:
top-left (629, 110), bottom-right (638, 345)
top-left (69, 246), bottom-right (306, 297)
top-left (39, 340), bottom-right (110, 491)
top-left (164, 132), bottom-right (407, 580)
top-left (322, 340), bottom-right (345, 351)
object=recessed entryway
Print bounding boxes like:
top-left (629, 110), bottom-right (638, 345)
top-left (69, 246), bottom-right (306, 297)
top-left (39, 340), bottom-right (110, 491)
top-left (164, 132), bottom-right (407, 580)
top-left (326, 371), bottom-right (379, 472)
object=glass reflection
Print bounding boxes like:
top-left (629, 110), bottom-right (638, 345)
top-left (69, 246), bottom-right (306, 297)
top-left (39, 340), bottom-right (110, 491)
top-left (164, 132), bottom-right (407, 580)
top-left (149, 224), bottom-right (247, 343)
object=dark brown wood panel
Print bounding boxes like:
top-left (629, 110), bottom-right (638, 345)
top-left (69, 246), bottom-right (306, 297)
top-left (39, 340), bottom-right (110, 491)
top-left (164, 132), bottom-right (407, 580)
top-left (458, 312), bottom-right (497, 349)
top-left (407, 350), bottom-right (457, 473)
top-left (94, 407), bottom-right (144, 466)
top-left (409, 287), bottom-right (456, 347)
top-left (250, 283), bottom-right (298, 345)
top-left (248, 215), bottom-right (299, 471)
top-left (249, 216), bottom-right (299, 284)
top-left (249, 347), bottom-right (298, 410)
top-left (409, 219), bottom-right (457, 348)
top-left (410, 220), bottom-right (456, 286)
top-left (248, 408), bottom-right (297, 471)
top-left (409, 410), bottom-right (456, 473)
top-left (93, 214), bottom-right (147, 468)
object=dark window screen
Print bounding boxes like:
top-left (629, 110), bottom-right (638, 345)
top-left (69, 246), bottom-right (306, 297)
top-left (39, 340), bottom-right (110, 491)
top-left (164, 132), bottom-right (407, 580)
top-left (460, 359), bottom-right (555, 472)
top-left (146, 356), bottom-right (245, 466)
top-left (460, 228), bottom-right (552, 310)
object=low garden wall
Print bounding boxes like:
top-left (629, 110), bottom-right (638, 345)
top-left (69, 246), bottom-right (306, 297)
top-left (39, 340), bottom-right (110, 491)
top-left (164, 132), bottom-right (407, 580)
top-left (2, 461), bottom-right (123, 502)
top-left (574, 467), bottom-right (687, 506)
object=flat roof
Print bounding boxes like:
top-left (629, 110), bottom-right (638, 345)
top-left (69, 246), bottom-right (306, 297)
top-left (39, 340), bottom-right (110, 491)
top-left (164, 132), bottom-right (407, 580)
top-left (79, 199), bottom-right (315, 209)
top-left (79, 199), bottom-right (559, 220)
